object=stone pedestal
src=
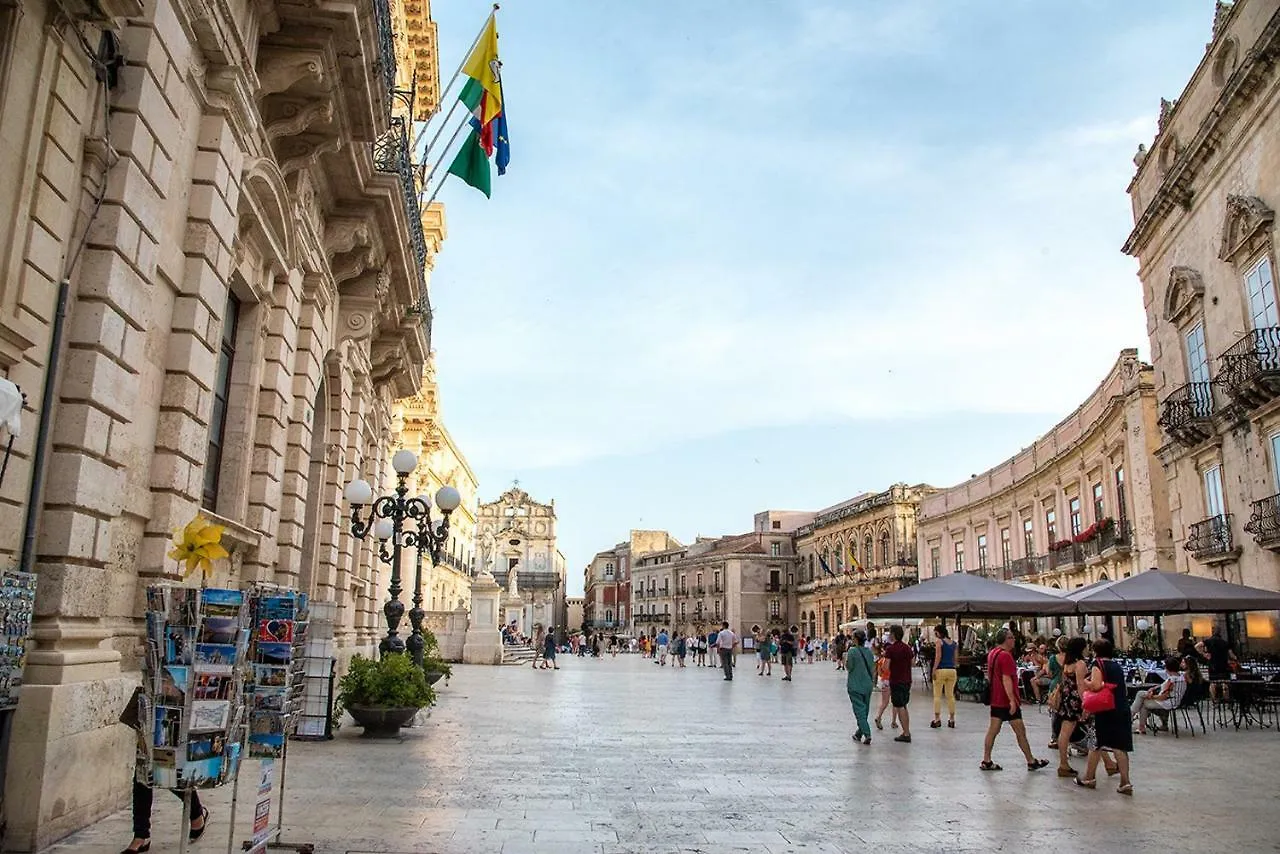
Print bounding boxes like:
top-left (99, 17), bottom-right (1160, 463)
top-left (462, 572), bottom-right (503, 665)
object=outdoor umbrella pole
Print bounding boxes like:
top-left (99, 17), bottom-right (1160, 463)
top-left (1155, 614), bottom-right (1165, 655)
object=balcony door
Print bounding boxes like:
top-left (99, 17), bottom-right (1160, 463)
top-left (1186, 323), bottom-right (1210, 384)
top-left (1245, 257), bottom-right (1279, 329)
top-left (1272, 433), bottom-right (1280, 492)
top-left (1203, 465), bottom-right (1225, 520)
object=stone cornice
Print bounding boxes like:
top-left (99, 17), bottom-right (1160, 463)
top-left (1123, 8), bottom-right (1280, 256)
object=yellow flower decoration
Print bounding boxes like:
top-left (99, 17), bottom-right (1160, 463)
top-left (168, 515), bottom-right (230, 580)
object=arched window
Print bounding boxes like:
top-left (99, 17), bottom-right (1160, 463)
top-left (864, 534), bottom-right (874, 568)
top-left (849, 603), bottom-right (860, 618)
top-left (808, 554), bottom-right (814, 581)
top-left (880, 531), bottom-right (892, 566)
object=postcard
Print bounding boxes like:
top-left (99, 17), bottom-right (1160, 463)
top-left (258, 596), bottom-right (297, 621)
top-left (194, 643), bottom-right (236, 674)
top-left (200, 616), bottom-right (239, 645)
top-left (248, 731), bottom-right (284, 758)
top-left (252, 691), bottom-right (285, 713)
top-left (180, 756), bottom-right (223, 787)
top-left (256, 642), bottom-right (290, 665)
top-left (187, 734), bottom-right (226, 761)
top-left (164, 627), bottom-right (195, 666)
top-left (189, 699), bottom-right (230, 732)
top-left (250, 711), bottom-right (284, 736)
top-left (257, 619), bottom-right (293, 643)
top-left (253, 664), bottom-right (288, 687)
top-left (200, 588), bottom-right (243, 619)
top-left (193, 673), bottom-right (233, 700)
top-left (153, 706), bottom-right (183, 748)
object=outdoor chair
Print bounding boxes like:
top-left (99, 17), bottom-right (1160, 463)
top-left (1162, 682), bottom-right (1208, 738)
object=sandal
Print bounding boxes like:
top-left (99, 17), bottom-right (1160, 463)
top-left (978, 760), bottom-right (1002, 771)
top-left (930, 720), bottom-right (942, 728)
top-left (1074, 777), bottom-right (1096, 789)
top-left (121, 841), bottom-right (151, 854)
top-left (1057, 766), bottom-right (1077, 777)
top-left (947, 720), bottom-right (955, 728)
top-left (1116, 783), bottom-right (1134, 796)
top-left (1027, 759), bottom-right (1049, 771)
top-left (1047, 740), bottom-right (1059, 749)
top-left (189, 808), bottom-right (210, 842)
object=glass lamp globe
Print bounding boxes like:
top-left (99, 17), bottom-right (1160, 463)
top-left (1082, 624), bottom-right (1093, 634)
top-left (391, 449), bottom-right (418, 475)
top-left (1051, 628), bottom-right (1062, 637)
top-left (416, 493), bottom-right (432, 510)
top-left (344, 478), bottom-right (373, 504)
top-left (374, 518), bottom-right (395, 540)
top-left (1136, 618), bottom-right (1151, 631)
top-left (435, 485), bottom-right (462, 512)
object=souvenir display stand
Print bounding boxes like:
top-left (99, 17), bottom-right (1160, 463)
top-left (294, 600), bottom-right (336, 740)
top-left (229, 585), bottom-right (313, 854)
top-left (139, 585), bottom-right (251, 854)
top-left (0, 568), bottom-right (36, 710)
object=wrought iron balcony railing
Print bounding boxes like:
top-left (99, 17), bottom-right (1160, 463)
top-left (1186, 514), bottom-right (1235, 561)
top-left (1157, 381), bottom-right (1216, 445)
top-left (515, 571), bottom-right (561, 591)
top-left (372, 0), bottom-right (397, 98)
top-left (1050, 543), bottom-right (1083, 570)
top-left (1244, 494), bottom-right (1280, 550)
top-left (1216, 327), bottom-right (1280, 409)
top-left (372, 115), bottom-right (428, 271)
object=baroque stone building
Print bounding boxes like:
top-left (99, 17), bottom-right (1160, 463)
top-left (794, 484), bottom-right (928, 639)
top-left (390, 354), bottom-right (480, 613)
top-left (1123, 0), bottom-right (1280, 648)
top-left (476, 485), bottom-right (567, 635)
top-left (631, 530), bottom-right (798, 639)
top-left (916, 351), bottom-right (1172, 641)
top-left (0, 0), bottom-right (445, 847)
top-left (583, 529), bottom-right (678, 637)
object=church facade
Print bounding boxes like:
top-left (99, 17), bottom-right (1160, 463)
top-left (476, 485), bottom-right (568, 637)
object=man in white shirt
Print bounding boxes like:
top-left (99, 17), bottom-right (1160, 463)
top-left (716, 621), bottom-right (738, 681)
top-left (1130, 656), bottom-right (1187, 735)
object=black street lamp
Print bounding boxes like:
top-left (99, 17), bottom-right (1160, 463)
top-left (344, 449), bottom-right (462, 665)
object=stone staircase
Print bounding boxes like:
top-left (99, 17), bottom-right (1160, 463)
top-left (501, 644), bottom-right (538, 666)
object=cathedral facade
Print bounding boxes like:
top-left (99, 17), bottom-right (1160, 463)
top-left (476, 486), bottom-right (568, 637)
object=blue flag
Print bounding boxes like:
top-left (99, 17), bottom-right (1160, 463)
top-left (495, 111), bottom-right (510, 175)
top-left (819, 555), bottom-right (835, 577)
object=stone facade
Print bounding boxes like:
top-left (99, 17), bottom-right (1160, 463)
top-left (584, 529), bottom-right (679, 637)
top-left (794, 484), bottom-right (929, 639)
top-left (0, 0), bottom-right (444, 847)
top-left (566, 596), bottom-right (584, 634)
top-left (476, 486), bottom-right (567, 636)
top-left (390, 354), bottom-right (480, 614)
top-left (916, 351), bottom-right (1172, 599)
top-left (1123, 0), bottom-right (1280, 646)
top-left (631, 532), bottom-right (797, 638)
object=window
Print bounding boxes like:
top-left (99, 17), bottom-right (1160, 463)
top-left (203, 292), bottom-right (241, 510)
top-left (1115, 467), bottom-right (1127, 522)
top-left (1069, 497), bottom-right (1082, 537)
top-left (787, 572), bottom-right (794, 587)
top-left (977, 534), bottom-right (988, 570)
top-left (679, 575), bottom-right (686, 593)
top-left (1186, 322), bottom-right (1210, 384)
top-left (508, 557), bottom-right (518, 571)
top-left (1093, 483), bottom-right (1105, 522)
top-left (1272, 433), bottom-right (1280, 492)
top-left (807, 555), bottom-right (814, 581)
top-left (1204, 465), bottom-right (1225, 519)
top-left (930, 546), bottom-right (940, 578)
top-left (769, 569), bottom-right (780, 591)
top-left (864, 534), bottom-right (874, 568)
top-left (823, 610), bottom-right (830, 636)
top-left (713, 570), bottom-right (721, 592)
top-left (880, 532), bottom-right (891, 566)
top-left (605, 562), bottom-right (614, 580)
top-left (605, 609), bottom-right (613, 623)
top-left (680, 603), bottom-right (686, 618)
top-left (771, 520), bottom-right (782, 530)
top-left (769, 600), bottom-right (780, 618)
top-left (714, 600), bottom-right (721, 619)
top-left (954, 541), bottom-right (965, 573)
top-left (1000, 528), bottom-right (1011, 566)
top-left (1023, 518), bottom-right (1034, 556)
top-left (664, 603), bottom-right (669, 614)
top-left (770, 541), bottom-right (781, 557)
top-left (1245, 256), bottom-right (1279, 329)
top-left (1045, 509), bottom-right (1057, 544)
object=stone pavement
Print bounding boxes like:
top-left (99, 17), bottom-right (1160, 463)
top-left (48, 653), bottom-right (1280, 854)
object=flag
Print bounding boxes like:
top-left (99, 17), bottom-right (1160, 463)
top-left (446, 120), bottom-right (491, 198)
top-left (494, 110), bottom-right (510, 175)
top-left (819, 555), bottom-right (835, 577)
top-left (849, 543), bottom-right (864, 575)
top-left (461, 14), bottom-right (503, 127)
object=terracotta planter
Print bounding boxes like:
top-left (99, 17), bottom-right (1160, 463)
top-left (347, 705), bottom-right (419, 738)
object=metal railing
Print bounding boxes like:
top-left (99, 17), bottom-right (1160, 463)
top-left (1217, 327), bottom-right (1280, 408)
top-left (1186, 514), bottom-right (1234, 560)
top-left (1244, 495), bottom-right (1280, 547)
top-left (515, 571), bottom-right (561, 591)
top-left (1157, 381), bottom-right (1216, 444)
top-left (372, 0), bottom-right (397, 97)
top-left (372, 116), bottom-right (428, 271)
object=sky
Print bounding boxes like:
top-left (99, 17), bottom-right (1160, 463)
top-left (423, 1), bottom-right (1214, 596)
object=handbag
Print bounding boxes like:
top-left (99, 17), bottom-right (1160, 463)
top-left (1082, 660), bottom-right (1117, 714)
top-left (1046, 682), bottom-right (1062, 713)
top-left (119, 686), bottom-right (143, 731)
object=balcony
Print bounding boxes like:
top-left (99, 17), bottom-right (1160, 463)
top-left (1007, 555), bottom-right (1049, 579)
top-left (694, 586), bottom-right (706, 595)
top-left (1217, 327), bottom-right (1280, 410)
top-left (766, 583), bottom-right (788, 593)
top-left (1244, 495), bottom-right (1280, 550)
top-left (1185, 514), bottom-right (1238, 563)
top-left (515, 572), bottom-right (560, 591)
top-left (767, 615), bottom-right (786, 625)
top-left (1157, 381), bottom-right (1216, 446)
top-left (1080, 519), bottom-right (1132, 562)
top-left (373, 116), bottom-right (428, 272)
top-left (1050, 543), bottom-right (1083, 570)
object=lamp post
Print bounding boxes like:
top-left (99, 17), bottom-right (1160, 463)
top-left (344, 449), bottom-right (462, 665)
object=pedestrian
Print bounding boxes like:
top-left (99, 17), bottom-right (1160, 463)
top-left (1054, 635), bottom-right (1109, 778)
top-left (846, 629), bottom-right (875, 745)
top-left (1076, 638), bottom-right (1133, 795)
top-left (754, 626), bottom-right (771, 676)
top-left (779, 625), bottom-right (797, 681)
top-left (656, 627), bottom-right (670, 666)
top-left (541, 627), bottom-right (559, 670)
top-left (591, 636), bottom-right (600, 658)
top-left (872, 638), bottom-right (896, 731)
top-left (833, 631), bottom-right (848, 671)
top-left (884, 625), bottom-right (915, 743)
top-left (119, 688), bottom-right (211, 854)
top-left (675, 633), bottom-right (688, 667)
top-left (695, 634), bottom-right (706, 666)
top-left (707, 628), bottom-right (719, 672)
top-left (716, 621), bottom-right (737, 680)
top-left (930, 624), bottom-right (958, 729)
top-left (609, 634), bottom-right (618, 658)
top-left (531, 625), bottom-right (545, 670)
top-left (979, 627), bottom-right (1049, 771)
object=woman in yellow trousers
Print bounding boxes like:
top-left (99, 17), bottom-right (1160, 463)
top-left (930, 624), bottom-right (958, 728)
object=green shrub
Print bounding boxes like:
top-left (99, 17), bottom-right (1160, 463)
top-left (337, 653), bottom-right (435, 709)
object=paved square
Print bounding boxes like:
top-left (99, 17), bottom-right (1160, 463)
top-left (49, 654), bottom-right (1280, 854)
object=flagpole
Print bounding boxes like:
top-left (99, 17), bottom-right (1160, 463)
top-left (410, 6), bottom-right (499, 153)
top-left (418, 112), bottom-right (476, 210)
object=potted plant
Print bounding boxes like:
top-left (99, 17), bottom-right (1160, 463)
top-left (420, 628), bottom-right (452, 685)
top-left (336, 653), bottom-right (435, 738)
